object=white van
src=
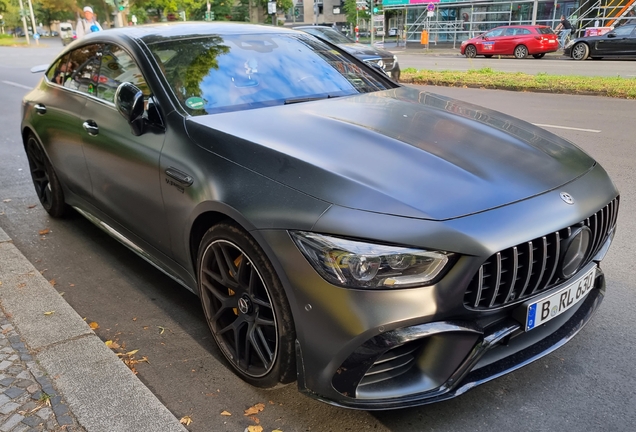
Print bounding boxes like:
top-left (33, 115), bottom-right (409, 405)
top-left (59, 23), bottom-right (74, 45)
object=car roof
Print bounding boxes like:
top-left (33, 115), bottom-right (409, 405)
top-left (90, 22), bottom-right (300, 45)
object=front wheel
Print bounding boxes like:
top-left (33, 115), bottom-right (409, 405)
top-left (197, 223), bottom-right (296, 388)
top-left (572, 42), bottom-right (589, 60)
top-left (532, 53), bottom-right (546, 59)
top-left (514, 45), bottom-right (528, 59)
top-left (25, 133), bottom-right (67, 218)
top-left (464, 45), bottom-right (477, 58)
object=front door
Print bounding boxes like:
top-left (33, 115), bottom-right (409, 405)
top-left (79, 43), bottom-right (171, 256)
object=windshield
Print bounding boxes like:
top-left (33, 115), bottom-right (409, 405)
top-left (148, 33), bottom-right (391, 115)
top-left (300, 27), bottom-right (353, 45)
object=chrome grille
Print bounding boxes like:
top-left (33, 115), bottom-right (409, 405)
top-left (464, 196), bottom-right (619, 310)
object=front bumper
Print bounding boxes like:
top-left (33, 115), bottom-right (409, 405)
top-left (300, 268), bottom-right (605, 409)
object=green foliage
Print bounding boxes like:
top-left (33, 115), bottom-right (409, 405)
top-left (230, 0), bottom-right (250, 22)
top-left (401, 69), bottom-right (636, 99)
top-left (38, 0), bottom-right (78, 29)
top-left (344, 0), bottom-right (369, 25)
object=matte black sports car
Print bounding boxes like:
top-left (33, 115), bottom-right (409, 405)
top-left (294, 25), bottom-right (401, 80)
top-left (565, 23), bottom-right (636, 60)
top-left (22, 22), bottom-right (619, 409)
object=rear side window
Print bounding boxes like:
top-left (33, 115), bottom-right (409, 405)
top-left (520, 29), bottom-right (531, 35)
top-left (537, 28), bottom-right (555, 35)
top-left (46, 53), bottom-right (71, 85)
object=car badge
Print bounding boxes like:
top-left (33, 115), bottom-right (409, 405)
top-left (560, 192), bottom-right (574, 205)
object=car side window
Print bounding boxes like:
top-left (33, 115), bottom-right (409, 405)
top-left (521, 29), bottom-right (531, 35)
top-left (46, 53), bottom-right (72, 86)
top-left (96, 44), bottom-right (150, 104)
top-left (612, 25), bottom-right (634, 37)
top-left (485, 29), bottom-right (504, 38)
top-left (65, 44), bottom-right (103, 95)
top-left (504, 28), bottom-right (515, 36)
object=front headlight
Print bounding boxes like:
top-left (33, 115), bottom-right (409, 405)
top-left (290, 231), bottom-right (454, 289)
top-left (565, 40), bottom-right (575, 49)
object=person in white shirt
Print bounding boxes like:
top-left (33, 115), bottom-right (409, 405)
top-left (75, 6), bottom-right (102, 39)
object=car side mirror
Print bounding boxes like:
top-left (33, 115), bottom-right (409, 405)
top-left (115, 82), bottom-right (145, 136)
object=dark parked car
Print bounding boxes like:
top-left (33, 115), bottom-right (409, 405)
top-left (295, 25), bottom-right (401, 80)
top-left (461, 25), bottom-right (559, 58)
top-left (22, 22), bottom-right (619, 409)
top-left (565, 23), bottom-right (636, 60)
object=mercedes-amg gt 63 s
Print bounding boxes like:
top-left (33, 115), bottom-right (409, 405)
top-left (22, 23), bottom-right (619, 409)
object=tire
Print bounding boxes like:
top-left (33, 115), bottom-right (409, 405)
top-left (572, 42), bottom-right (589, 60)
top-left (197, 223), bottom-right (296, 388)
top-left (464, 45), bottom-right (477, 58)
top-left (25, 133), bottom-right (67, 218)
top-left (484, 55), bottom-right (493, 58)
top-left (514, 45), bottom-right (528, 59)
top-left (532, 53), bottom-right (546, 59)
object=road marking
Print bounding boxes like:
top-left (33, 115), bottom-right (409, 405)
top-left (533, 123), bottom-right (601, 133)
top-left (1, 80), bottom-right (32, 90)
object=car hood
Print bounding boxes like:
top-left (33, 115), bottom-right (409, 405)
top-left (339, 43), bottom-right (393, 60)
top-left (186, 86), bottom-right (595, 220)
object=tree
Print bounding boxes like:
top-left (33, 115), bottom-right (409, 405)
top-left (344, 0), bottom-right (369, 26)
top-left (37, 0), bottom-right (78, 30)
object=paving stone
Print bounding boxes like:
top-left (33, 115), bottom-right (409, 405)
top-left (13, 380), bottom-right (33, 389)
top-left (0, 403), bottom-right (19, 415)
top-left (14, 372), bottom-right (30, 381)
top-left (0, 349), bottom-right (10, 355)
top-left (6, 367), bottom-right (22, 376)
top-left (4, 387), bottom-right (25, 399)
top-left (0, 413), bottom-right (24, 432)
top-left (57, 414), bottom-right (74, 426)
top-left (20, 401), bottom-right (37, 411)
top-left (6, 356), bottom-right (18, 362)
top-left (19, 415), bottom-right (41, 427)
top-left (11, 424), bottom-right (28, 432)
top-left (0, 326), bottom-right (12, 331)
top-left (0, 362), bottom-right (12, 372)
top-left (35, 407), bottom-right (52, 421)
top-left (0, 395), bottom-right (9, 408)
top-left (25, 384), bottom-right (38, 394)
top-left (29, 392), bottom-right (42, 401)
top-left (0, 379), bottom-right (14, 387)
top-left (18, 355), bottom-right (32, 362)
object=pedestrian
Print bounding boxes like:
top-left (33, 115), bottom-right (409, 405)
top-left (75, 6), bottom-right (102, 39)
top-left (554, 15), bottom-right (572, 49)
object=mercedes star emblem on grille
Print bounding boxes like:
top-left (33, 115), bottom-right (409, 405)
top-left (560, 192), bottom-right (575, 205)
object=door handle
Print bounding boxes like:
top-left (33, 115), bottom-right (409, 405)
top-left (34, 104), bottom-right (46, 115)
top-left (165, 167), bottom-right (193, 186)
top-left (82, 120), bottom-right (99, 136)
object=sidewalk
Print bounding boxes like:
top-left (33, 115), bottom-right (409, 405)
top-left (0, 227), bottom-right (187, 432)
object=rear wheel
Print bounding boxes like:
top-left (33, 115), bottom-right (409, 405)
top-left (514, 45), bottom-right (528, 59)
top-left (197, 223), bottom-right (296, 388)
top-left (572, 42), bottom-right (589, 60)
top-left (25, 133), bottom-right (67, 218)
top-left (464, 45), bottom-right (477, 58)
top-left (532, 53), bottom-right (546, 59)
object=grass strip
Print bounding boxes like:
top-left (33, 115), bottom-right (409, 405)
top-left (401, 67), bottom-right (636, 99)
top-left (0, 38), bottom-right (28, 46)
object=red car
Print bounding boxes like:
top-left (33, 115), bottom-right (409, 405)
top-left (461, 25), bottom-right (559, 59)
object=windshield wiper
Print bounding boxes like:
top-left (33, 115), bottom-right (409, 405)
top-left (284, 94), bottom-right (340, 105)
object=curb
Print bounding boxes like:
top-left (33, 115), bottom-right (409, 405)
top-left (0, 227), bottom-right (187, 432)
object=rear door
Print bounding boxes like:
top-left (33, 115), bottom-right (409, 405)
top-left (595, 25), bottom-right (636, 55)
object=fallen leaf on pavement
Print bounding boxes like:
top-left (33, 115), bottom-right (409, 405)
top-left (105, 340), bottom-right (113, 347)
top-left (89, 322), bottom-right (99, 330)
top-left (27, 205), bottom-right (37, 209)
top-left (158, 326), bottom-right (165, 334)
top-left (49, 279), bottom-right (56, 286)
top-left (132, 317), bottom-right (137, 321)
top-left (0, 281), bottom-right (2, 286)
top-left (179, 416), bottom-right (192, 425)
top-left (142, 326), bottom-right (149, 330)
top-left (43, 311), bottom-right (55, 316)
top-left (220, 410), bottom-right (231, 416)
top-left (38, 228), bottom-right (50, 235)
top-left (248, 416), bottom-right (260, 424)
top-left (69, 283), bottom-right (75, 287)
top-left (244, 403), bottom-right (265, 416)
top-left (17, 283), bottom-right (26, 288)
top-left (272, 430), bottom-right (283, 432)
top-left (59, 292), bottom-right (65, 296)
top-left (246, 426), bottom-right (263, 432)
top-left (2, 199), bottom-right (11, 203)
top-left (126, 349), bottom-right (139, 356)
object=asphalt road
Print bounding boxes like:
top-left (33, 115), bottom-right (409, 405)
top-left (1, 39), bottom-right (636, 431)
top-left (396, 49), bottom-right (636, 77)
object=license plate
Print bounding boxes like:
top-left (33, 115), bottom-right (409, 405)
top-left (525, 265), bottom-right (596, 331)
top-left (549, 40), bottom-right (556, 43)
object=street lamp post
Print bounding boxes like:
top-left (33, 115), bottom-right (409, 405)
top-left (26, 0), bottom-right (38, 45)
top-left (17, 0), bottom-right (30, 44)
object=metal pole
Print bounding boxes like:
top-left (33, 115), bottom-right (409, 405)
top-left (531, 0), bottom-right (538, 25)
top-left (17, 0), bottom-right (30, 44)
top-left (314, 0), bottom-right (318, 25)
top-left (26, 0), bottom-right (38, 45)
top-left (371, 3), bottom-right (374, 46)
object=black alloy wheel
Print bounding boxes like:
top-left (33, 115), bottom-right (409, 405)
top-left (514, 45), bottom-right (528, 59)
top-left (197, 223), bottom-right (296, 388)
top-left (572, 42), bottom-right (589, 60)
top-left (532, 53), bottom-right (546, 59)
top-left (25, 134), bottom-right (67, 217)
top-left (465, 45), bottom-right (477, 58)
